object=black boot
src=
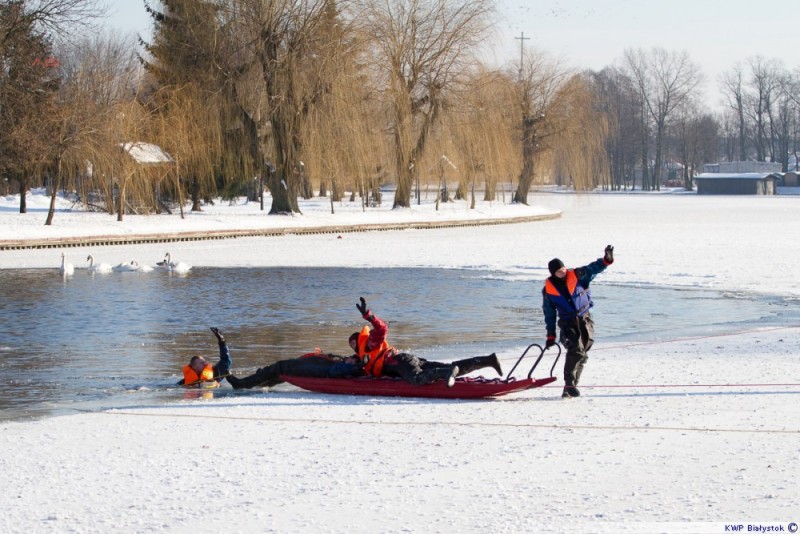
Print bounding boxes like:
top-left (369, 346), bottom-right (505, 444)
top-left (453, 354), bottom-right (503, 377)
top-left (561, 386), bottom-right (580, 398)
top-left (226, 366), bottom-right (279, 389)
top-left (227, 375), bottom-right (245, 389)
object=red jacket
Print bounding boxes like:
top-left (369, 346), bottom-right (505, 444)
top-left (357, 312), bottom-right (396, 377)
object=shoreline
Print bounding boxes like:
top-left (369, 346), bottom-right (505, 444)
top-left (0, 212), bottom-right (560, 250)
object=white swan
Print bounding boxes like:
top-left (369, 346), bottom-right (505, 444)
top-left (86, 255), bottom-right (113, 273)
top-left (59, 253), bottom-right (75, 275)
top-left (112, 260), bottom-right (141, 272)
top-left (157, 252), bottom-right (191, 273)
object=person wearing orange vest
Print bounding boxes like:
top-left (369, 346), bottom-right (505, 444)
top-left (349, 297), bottom-right (503, 387)
top-left (542, 245), bottom-right (614, 398)
top-left (178, 327), bottom-right (232, 387)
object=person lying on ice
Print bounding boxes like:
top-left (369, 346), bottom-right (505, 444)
top-left (350, 297), bottom-right (503, 387)
top-left (178, 327), bottom-right (232, 387)
top-left (227, 350), bottom-right (364, 389)
top-left (542, 245), bottom-right (614, 398)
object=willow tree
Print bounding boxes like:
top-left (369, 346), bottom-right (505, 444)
top-left (513, 49), bottom-right (569, 204)
top-left (226, 0), bottom-right (342, 214)
top-left (353, 0), bottom-right (493, 208)
top-left (446, 68), bottom-right (519, 203)
top-left (45, 34), bottom-right (144, 225)
top-left (549, 74), bottom-right (609, 191)
top-left (142, 0), bottom-right (242, 211)
top-left (298, 0), bottom-right (384, 206)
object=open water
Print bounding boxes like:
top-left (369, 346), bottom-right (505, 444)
top-left (1, 267), bottom-right (797, 421)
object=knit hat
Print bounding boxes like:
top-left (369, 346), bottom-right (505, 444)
top-left (548, 258), bottom-right (565, 276)
top-left (349, 332), bottom-right (360, 346)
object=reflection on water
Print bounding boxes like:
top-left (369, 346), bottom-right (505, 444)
top-left (0, 267), bottom-right (796, 421)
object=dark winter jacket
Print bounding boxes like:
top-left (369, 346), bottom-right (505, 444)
top-left (542, 257), bottom-right (610, 334)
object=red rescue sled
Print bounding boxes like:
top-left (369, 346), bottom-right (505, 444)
top-left (281, 343), bottom-right (561, 400)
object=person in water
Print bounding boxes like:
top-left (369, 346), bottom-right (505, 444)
top-left (178, 327), bottom-right (232, 387)
top-left (350, 297), bottom-right (503, 387)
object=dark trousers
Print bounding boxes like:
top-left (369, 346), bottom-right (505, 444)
top-left (383, 353), bottom-right (455, 385)
top-left (236, 357), bottom-right (340, 388)
top-left (559, 314), bottom-right (594, 387)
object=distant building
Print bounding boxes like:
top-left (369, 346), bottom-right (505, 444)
top-left (781, 172), bottom-right (799, 187)
top-left (694, 173), bottom-right (779, 195)
top-left (703, 161), bottom-right (782, 174)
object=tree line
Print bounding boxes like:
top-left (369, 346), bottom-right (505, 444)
top-left (2, 0), bottom-right (799, 223)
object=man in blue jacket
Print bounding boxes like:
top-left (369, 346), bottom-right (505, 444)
top-left (542, 245), bottom-right (614, 398)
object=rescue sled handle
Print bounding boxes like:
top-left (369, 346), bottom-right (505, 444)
top-left (504, 343), bottom-right (561, 381)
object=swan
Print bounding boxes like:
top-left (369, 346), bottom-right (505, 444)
top-left (86, 255), bottom-right (113, 273)
top-left (59, 253), bottom-right (75, 275)
top-left (157, 252), bottom-right (191, 273)
top-left (112, 260), bottom-right (141, 272)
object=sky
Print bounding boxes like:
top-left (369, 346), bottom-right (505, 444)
top-left (106, 0), bottom-right (797, 109)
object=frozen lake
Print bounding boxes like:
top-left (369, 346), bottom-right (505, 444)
top-left (1, 266), bottom-right (797, 420)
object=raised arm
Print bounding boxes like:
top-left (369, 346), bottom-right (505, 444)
top-left (357, 297), bottom-right (388, 350)
top-left (210, 327), bottom-right (232, 377)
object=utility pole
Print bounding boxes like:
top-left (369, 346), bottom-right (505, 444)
top-left (515, 32), bottom-right (530, 81)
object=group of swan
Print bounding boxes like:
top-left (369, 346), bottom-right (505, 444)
top-left (59, 252), bottom-right (191, 275)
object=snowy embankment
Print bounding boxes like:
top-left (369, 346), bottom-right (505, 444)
top-left (2, 328), bottom-right (798, 533)
top-left (1, 189), bottom-right (799, 532)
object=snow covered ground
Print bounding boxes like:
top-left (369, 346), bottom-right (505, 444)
top-left (1, 189), bottom-right (799, 533)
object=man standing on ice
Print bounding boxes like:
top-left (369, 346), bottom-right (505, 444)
top-left (542, 245), bottom-right (614, 398)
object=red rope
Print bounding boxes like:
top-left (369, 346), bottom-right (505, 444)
top-left (542, 383), bottom-right (800, 389)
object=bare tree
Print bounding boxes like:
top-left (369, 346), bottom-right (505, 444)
top-left (624, 47), bottom-right (702, 190)
top-left (720, 63), bottom-right (748, 161)
top-left (591, 66), bottom-right (641, 190)
top-left (744, 56), bottom-right (783, 163)
top-left (0, 2), bottom-right (60, 213)
top-left (672, 101), bottom-right (718, 190)
top-left (1, 0), bottom-right (106, 214)
top-left (352, 0), bottom-right (493, 208)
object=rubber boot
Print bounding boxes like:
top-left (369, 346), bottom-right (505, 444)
top-left (453, 353), bottom-right (502, 377)
top-left (561, 386), bottom-right (580, 398)
top-left (226, 365), bottom-right (280, 389)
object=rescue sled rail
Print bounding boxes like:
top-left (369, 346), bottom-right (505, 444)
top-left (504, 343), bottom-right (561, 381)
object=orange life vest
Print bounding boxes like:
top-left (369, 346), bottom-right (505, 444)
top-left (182, 363), bottom-right (218, 387)
top-left (544, 269), bottom-right (579, 298)
top-left (356, 325), bottom-right (393, 377)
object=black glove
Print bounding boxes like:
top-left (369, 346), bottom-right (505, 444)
top-left (356, 297), bottom-right (368, 317)
top-left (604, 245), bottom-right (614, 264)
top-left (210, 327), bottom-right (225, 344)
top-left (545, 333), bottom-right (556, 349)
